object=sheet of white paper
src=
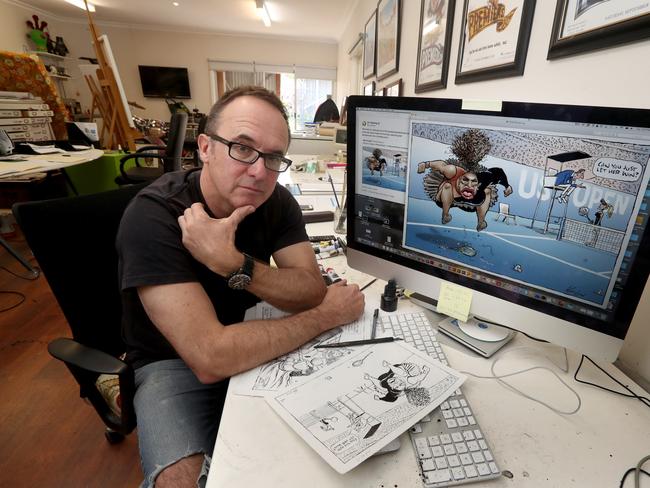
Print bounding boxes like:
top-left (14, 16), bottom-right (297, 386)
top-left (266, 340), bottom-right (465, 474)
top-left (24, 143), bottom-right (63, 154)
top-left (230, 303), bottom-right (378, 397)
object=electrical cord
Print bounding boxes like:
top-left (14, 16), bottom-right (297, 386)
top-left (459, 346), bottom-right (581, 415)
top-left (619, 459), bottom-right (650, 487)
top-left (636, 456), bottom-right (650, 488)
top-left (0, 290), bottom-right (26, 312)
top-left (574, 354), bottom-right (650, 409)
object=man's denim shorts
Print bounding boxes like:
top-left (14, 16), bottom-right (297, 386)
top-left (134, 359), bottom-right (229, 488)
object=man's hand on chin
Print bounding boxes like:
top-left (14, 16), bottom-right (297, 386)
top-left (178, 203), bottom-right (255, 275)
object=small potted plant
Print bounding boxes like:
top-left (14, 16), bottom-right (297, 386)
top-left (26, 15), bottom-right (49, 52)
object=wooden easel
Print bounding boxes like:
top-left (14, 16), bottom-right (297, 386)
top-left (83, 1), bottom-right (140, 150)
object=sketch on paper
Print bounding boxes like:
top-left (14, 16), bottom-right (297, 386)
top-left (230, 302), bottom-right (377, 397)
top-left (266, 341), bottom-right (465, 474)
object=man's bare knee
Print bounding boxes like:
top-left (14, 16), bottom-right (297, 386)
top-left (155, 453), bottom-right (204, 488)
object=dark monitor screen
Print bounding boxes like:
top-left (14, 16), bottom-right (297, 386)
top-left (138, 65), bottom-right (191, 99)
top-left (345, 95), bottom-right (650, 360)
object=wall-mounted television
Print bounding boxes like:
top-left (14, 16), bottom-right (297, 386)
top-left (138, 65), bottom-right (191, 99)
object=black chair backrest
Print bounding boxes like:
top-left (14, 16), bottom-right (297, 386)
top-left (163, 111), bottom-right (188, 173)
top-left (12, 185), bottom-right (146, 356)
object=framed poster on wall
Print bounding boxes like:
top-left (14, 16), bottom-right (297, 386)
top-left (364, 81), bottom-right (376, 96)
top-left (415, 0), bottom-right (456, 93)
top-left (376, 0), bottom-right (402, 80)
top-left (548, 0), bottom-right (650, 59)
top-left (455, 0), bottom-right (536, 84)
top-left (363, 10), bottom-right (377, 79)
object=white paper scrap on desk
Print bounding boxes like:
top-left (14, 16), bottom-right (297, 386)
top-left (229, 302), bottom-right (377, 397)
top-left (266, 340), bottom-right (465, 474)
top-left (23, 143), bottom-right (64, 154)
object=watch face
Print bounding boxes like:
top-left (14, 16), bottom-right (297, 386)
top-left (228, 273), bottom-right (252, 290)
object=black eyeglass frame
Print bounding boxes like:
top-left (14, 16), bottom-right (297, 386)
top-left (207, 133), bottom-right (292, 173)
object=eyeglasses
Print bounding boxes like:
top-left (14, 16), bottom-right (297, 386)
top-left (207, 134), bottom-right (292, 173)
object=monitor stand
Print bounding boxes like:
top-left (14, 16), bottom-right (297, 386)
top-left (409, 292), bottom-right (513, 358)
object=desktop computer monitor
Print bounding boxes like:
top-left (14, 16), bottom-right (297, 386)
top-left (345, 95), bottom-right (650, 361)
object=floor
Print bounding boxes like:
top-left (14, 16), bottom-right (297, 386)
top-left (0, 229), bottom-right (142, 487)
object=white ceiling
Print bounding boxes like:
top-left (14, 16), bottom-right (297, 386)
top-left (22, 0), bottom-right (357, 43)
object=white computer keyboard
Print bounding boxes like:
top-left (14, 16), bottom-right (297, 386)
top-left (376, 311), bottom-right (501, 487)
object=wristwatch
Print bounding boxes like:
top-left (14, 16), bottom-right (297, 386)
top-left (227, 253), bottom-right (254, 290)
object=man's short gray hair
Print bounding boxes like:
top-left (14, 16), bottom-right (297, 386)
top-left (205, 85), bottom-right (291, 146)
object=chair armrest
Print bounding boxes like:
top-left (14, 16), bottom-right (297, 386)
top-left (48, 337), bottom-right (128, 375)
top-left (48, 337), bottom-right (136, 436)
top-left (119, 152), bottom-right (166, 180)
top-left (135, 145), bottom-right (165, 153)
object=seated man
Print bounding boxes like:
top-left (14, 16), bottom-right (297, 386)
top-left (117, 85), bottom-right (365, 488)
top-left (554, 167), bottom-right (586, 203)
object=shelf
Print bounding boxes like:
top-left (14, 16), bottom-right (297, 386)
top-left (28, 51), bottom-right (67, 61)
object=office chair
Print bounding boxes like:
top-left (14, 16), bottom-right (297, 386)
top-left (12, 184), bottom-right (147, 443)
top-left (116, 111), bottom-right (188, 185)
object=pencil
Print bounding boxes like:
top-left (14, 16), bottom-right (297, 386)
top-left (359, 278), bottom-right (377, 291)
top-left (314, 337), bottom-right (402, 349)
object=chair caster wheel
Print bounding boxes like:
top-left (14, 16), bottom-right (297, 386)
top-left (105, 428), bottom-right (125, 444)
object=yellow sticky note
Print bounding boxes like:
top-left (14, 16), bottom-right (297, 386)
top-left (436, 282), bottom-right (473, 322)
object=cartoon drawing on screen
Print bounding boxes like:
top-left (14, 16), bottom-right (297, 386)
top-left (361, 146), bottom-right (409, 191)
top-left (366, 148), bottom-right (387, 176)
top-left (404, 121), bottom-right (650, 308)
top-left (555, 168), bottom-right (586, 203)
top-left (416, 129), bottom-right (513, 231)
top-left (363, 360), bottom-right (431, 406)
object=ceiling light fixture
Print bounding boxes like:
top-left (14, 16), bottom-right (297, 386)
top-left (172, 1), bottom-right (179, 6)
top-left (255, 0), bottom-right (272, 27)
top-left (64, 0), bottom-right (96, 12)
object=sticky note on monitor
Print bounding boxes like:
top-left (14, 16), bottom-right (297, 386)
top-left (437, 282), bottom-right (473, 322)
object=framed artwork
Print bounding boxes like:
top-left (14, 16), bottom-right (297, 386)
top-left (374, 86), bottom-right (385, 96)
top-left (415, 0), bottom-right (456, 93)
top-left (364, 81), bottom-right (376, 96)
top-left (455, 0), bottom-right (536, 84)
top-left (376, 0), bottom-right (402, 80)
top-left (363, 10), bottom-right (377, 79)
top-left (384, 78), bottom-right (402, 96)
top-left (548, 1), bottom-right (650, 59)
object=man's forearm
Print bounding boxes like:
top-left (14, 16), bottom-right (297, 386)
top-left (205, 306), bottom-right (332, 382)
top-left (247, 260), bottom-right (326, 312)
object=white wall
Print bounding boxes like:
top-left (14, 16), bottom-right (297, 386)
top-left (338, 1), bottom-right (650, 387)
top-left (1, 1), bottom-right (338, 121)
top-left (338, 0), bottom-right (650, 109)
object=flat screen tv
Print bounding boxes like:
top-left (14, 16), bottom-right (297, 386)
top-left (138, 65), bottom-right (191, 99)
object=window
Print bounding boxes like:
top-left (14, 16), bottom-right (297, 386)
top-left (208, 61), bottom-right (336, 132)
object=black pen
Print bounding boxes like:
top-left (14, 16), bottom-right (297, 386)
top-left (370, 308), bottom-right (379, 339)
top-left (314, 336), bottom-right (402, 349)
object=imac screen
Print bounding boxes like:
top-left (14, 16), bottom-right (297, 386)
top-left (346, 96), bottom-right (650, 360)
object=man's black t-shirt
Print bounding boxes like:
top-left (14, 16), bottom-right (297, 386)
top-left (117, 168), bottom-right (308, 368)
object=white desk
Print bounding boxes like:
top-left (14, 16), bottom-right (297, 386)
top-left (207, 275), bottom-right (650, 487)
top-left (0, 148), bottom-right (103, 179)
top-left (207, 172), bottom-right (650, 487)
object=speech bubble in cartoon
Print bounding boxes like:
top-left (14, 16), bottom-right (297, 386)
top-left (593, 158), bottom-right (642, 182)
